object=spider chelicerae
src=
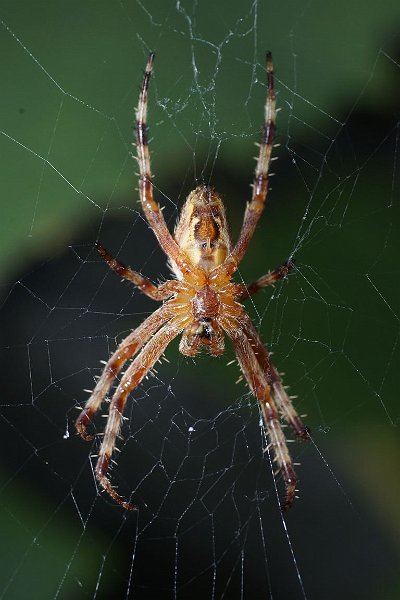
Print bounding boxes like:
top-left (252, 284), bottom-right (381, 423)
top-left (76, 52), bottom-right (310, 512)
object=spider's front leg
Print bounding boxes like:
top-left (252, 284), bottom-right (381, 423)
top-left (222, 317), bottom-right (298, 511)
top-left (95, 319), bottom-right (183, 510)
top-left (75, 305), bottom-right (171, 440)
top-left (242, 313), bottom-right (309, 441)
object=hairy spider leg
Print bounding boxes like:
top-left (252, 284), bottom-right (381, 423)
top-left (237, 258), bottom-right (295, 301)
top-left (222, 318), bottom-right (297, 511)
top-left (136, 53), bottom-right (200, 280)
top-left (75, 305), bottom-right (171, 440)
top-left (95, 318), bottom-right (185, 510)
top-left (211, 52), bottom-right (276, 285)
top-left (241, 313), bottom-right (309, 441)
top-left (96, 243), bottom-right (179, 300)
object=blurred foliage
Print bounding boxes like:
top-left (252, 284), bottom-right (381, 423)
top-left (0, 0), bottom-right (399, 275)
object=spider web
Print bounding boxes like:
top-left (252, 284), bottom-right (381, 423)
top-left (0, 1), bottom-right (399, 599)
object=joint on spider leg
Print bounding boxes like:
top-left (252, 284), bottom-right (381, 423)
top-left (280, 464), bottom-right (298, 512)
top-left (252, 174), bottom-right (268, 207)
top-left (289, 412), bottom-right (311, 441)
top-left (285, 256), bottom-right (296, 273)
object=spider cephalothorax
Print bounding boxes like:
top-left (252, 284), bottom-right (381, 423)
top-left (76, 52), bottom-right (309, 512)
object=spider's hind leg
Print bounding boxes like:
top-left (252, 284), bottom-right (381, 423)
top-left (210, 52), bottom-right (277, 284)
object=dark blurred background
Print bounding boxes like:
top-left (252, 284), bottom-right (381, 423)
top-left (0, 1), bottom-right (399, 599)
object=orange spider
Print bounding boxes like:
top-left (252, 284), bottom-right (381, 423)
top-left (76, 52), bottom-right (310, 512)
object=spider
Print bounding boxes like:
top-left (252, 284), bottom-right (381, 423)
top-left (75, 52), bottom-right (310, 512)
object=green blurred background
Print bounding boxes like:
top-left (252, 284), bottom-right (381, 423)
top-left (0, 1), bottom-right (399, 598)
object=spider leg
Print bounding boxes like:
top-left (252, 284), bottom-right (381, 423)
top-left (95, 319), bottom-right (183, 510)
top-left (136, 53), bottom-right (195, 278)
top-left (241, 313), bottom-right (309, 440)
top-left (222, 316), bottom-right (297, 511)
top-left (75, 304), bottom-right (171, 440)
top-left (96, 243), bottom-right (179, 300)
top-left (237, 258), bottom-right (294, 301)
top-left (211, 52), bottom-right (276, 284)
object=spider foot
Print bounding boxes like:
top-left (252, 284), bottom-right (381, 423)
top-left (97, 474), bottom-right (137, 511)
top-left (96, 455), bottom-right (137, 511)
top-left (300, 425), bottom-right (312, 441)
top-left (75, 408), bottom-right (95, 441)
